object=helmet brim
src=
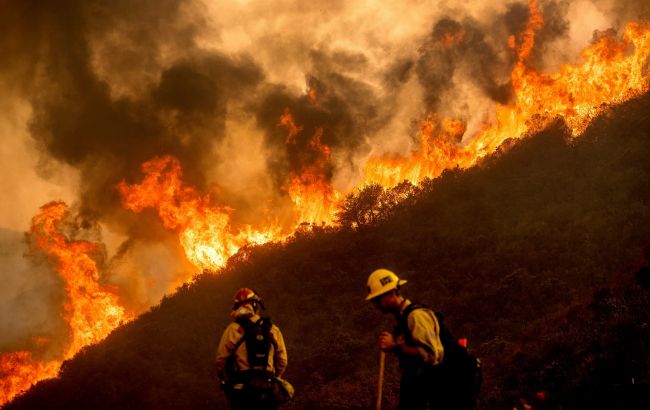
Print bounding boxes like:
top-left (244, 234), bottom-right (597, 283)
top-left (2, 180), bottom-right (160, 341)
top-left (365, 279), bottom-right (407, 301)
top-left (232, 298), bottom-right (264, 311)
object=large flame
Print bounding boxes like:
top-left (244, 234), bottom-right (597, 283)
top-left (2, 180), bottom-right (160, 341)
top-left (0, 352), bottom-right (59, 406)
top-left (279, 111), bottom-right (342, 225)
top-left (117, 156), bottom-right (282, 272)
top-left (0, 202), bottom-right (129, 405)
top-left (120, 1), bottom-right (650, 271)
top-left (117, 112), bottom-right (341, 274)
top-left (364, 0), bottom-right (650, 187)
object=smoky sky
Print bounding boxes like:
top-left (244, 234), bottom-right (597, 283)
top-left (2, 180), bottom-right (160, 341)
top-left (18, 2), bottom-right (265, 228)
top-left (254, 69), bottom-right (380, 191)
top-left (413, 0), bottom-right (572, 113)
top-left (0, 228), bottom-right (66, 355)
top-left (2, 0), bottom-right (644, 224)
top-left (415, 17), bottom-right (513, 109)
top-left (1, 0), bottom-right (383, 230)
top-left (0, 0), bottom-right (648, 353)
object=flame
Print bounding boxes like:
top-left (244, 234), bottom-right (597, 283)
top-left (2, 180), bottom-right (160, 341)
top-left (117, 112), bottom-right (340, 273)
top-left (0, 352), bottom-right (59, 405)
top-left (306, 76), bottom-right (320, 106)
top-left (6, 1), bottom-right (649, 403)
top-left (278, 108), bottom-right (303, 144)
top-left (0, 202), bottom-right (129, 405)
top-left (363, 114), bottom-right (474, 187)
top-left (120, 2), bottom-right (650, 274)
top-left (279, 112), bottom-right (341, 225)
top-left (437, 27), bottom-right (465, 49)
top-left (507, 34), bottom-right (517, 50)
top-left (308, 83), bottom-right (319, 105)
top-left (514, 0), bottom-right (544, 64)
top-left (117, 155), bottom-right (282, 271)
top-left (363, 0), bottom-right (650, 187)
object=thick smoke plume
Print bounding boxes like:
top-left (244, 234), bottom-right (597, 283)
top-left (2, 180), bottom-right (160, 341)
top-left (0, 0), bottom-right (648, 354)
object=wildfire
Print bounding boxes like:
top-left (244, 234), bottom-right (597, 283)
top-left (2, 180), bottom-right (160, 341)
top-left (363, 0), bottom-right (650, 187)
top-left (278, 108), bottom-right (303, 144)
top-left (117, 155), bottom-right (282, 271)
top-left (116, 112), bottom-right (341, 274)
top-left (0, 202), bottom-right (129, 405)
top-left (364, 114), bottom-right (474, 188)
top-left (436, 25), bottom-right (466, 49)
top-left (0, 352), bottom-right (59, 405)
top-left (120, 1), bottom-right (650, 272)
top-left (5, 0), bottom-right (649, 405)
top-left (116, 0), bottom-right (650, 272)
top-left (279, 112), bottom-right (341, 226)
top-left (307, 80), bottom-right (319, 105)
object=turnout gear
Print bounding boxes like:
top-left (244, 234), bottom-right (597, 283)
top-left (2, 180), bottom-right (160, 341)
top-left (394, 301), bottom-right (444, 369)
top-left (396, 303), bottom-right (482, 409)
top-left (216, 318), bottom-right (286, 378)
top-left (216, 289), bottom-right (289, 410)
top-left (367, 268), bottom-right (480, 410)
top-left (366, 268), bottom-right (407, 300)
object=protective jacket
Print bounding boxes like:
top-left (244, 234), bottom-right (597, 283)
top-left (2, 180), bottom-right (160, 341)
top-left (216, 311), bottom-right (287, 380)
top-left (394, 299), bottom-right (444, 368)
top-left (393, 299), bottom-right (446, 410)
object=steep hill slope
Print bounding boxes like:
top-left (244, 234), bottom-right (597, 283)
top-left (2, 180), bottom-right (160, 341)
top-left (5, 92), bottom-right (650, 409)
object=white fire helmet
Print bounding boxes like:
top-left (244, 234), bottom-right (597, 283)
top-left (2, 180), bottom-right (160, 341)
top-left (365, 269), bottom-right (407, 301)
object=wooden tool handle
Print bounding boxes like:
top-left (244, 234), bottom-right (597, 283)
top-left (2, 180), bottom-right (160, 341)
top-left (376, 350), bottom-right (386, 410)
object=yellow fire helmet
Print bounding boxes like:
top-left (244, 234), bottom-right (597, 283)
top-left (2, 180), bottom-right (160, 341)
top-left (365, 268), bottom-right (407, 301)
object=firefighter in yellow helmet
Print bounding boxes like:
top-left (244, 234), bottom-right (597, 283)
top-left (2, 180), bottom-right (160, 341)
top-left (366, 269), bottom-right (448, 410)
top-left (216, 288), bottom-right (288, 410)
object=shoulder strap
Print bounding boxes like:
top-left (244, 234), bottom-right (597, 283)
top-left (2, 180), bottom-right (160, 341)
top-left (397, 303), bottom-right (436, 354)
top-left (231, 317), bottom-right (250, 355)
top-left (398, 303), bottom-right (426, 332)
top-left (224, 319), bottom-right (248, 377)
top-left (403, 303), bottom-right (426, 316)
top-left (260, 317), bottom-right (279, 351)
top-left (230, 317), bottom-right (277, 354)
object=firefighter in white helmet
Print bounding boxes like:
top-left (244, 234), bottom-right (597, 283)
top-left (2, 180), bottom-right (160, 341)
top-left (216, 288), bottom-right (289, 410)
top-left (366, 269), bottom-right (448, 410)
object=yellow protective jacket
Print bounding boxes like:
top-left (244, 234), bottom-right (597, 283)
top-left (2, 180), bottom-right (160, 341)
top-left (396, 300), bottom-right (444, 366)
top-left (215, 313), bottom-right (288, 379)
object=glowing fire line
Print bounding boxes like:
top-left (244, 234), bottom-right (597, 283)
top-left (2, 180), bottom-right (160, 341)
top-left (120, 13), bottom-right (650, 272)
top-left (364, 9), bottom-right (650, 188)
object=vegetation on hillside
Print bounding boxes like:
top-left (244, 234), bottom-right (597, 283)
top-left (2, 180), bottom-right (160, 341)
top-left (5, 92), bottom-right (650, 409)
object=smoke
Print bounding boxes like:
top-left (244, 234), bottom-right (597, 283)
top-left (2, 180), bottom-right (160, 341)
top-left (108, 237), bottom-right (196, 312)
top-left (0, 106), bottom-right (79, 232)
top-left (0, 229), bottom-right (66, 355)
top-left (0, 0), bottom-right (647, 352)
top-left (592, 0), bottom-right (650, 27)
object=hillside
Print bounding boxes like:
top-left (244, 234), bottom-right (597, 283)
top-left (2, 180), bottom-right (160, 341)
top-left (5, 91), bottom-right (650, 409)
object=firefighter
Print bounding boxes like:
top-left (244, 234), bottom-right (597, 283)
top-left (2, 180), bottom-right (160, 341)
top-left (366, 269), bottom-right (448, 410)
top-left (216, 288), bottom-right (288, 410)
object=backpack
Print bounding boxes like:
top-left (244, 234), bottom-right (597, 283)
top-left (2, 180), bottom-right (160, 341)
top-left (232, 316), bottom-right (276, 371)
top-left (398, 304), bottom-right (482, 405)
top-left (223, 317), bottom-right (277, 399)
